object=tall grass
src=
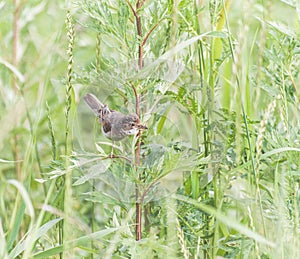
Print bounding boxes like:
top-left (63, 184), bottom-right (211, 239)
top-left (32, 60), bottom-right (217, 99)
top-left (0, 0), bottom-right (299, 258)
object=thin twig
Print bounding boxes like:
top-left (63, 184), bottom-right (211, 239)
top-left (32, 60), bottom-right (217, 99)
top-left (129, 82), bottom-right (139, 116)
top-left (125, 0), bottom-right (138, 20)
top-left (140, 180), bottom-right (156, 205)
top-left (142, 20), bottom-right (163, 47)
top-left (104, 154), bottom-right (132, 164)
top-left (136, 1), bottom-right (144, 69)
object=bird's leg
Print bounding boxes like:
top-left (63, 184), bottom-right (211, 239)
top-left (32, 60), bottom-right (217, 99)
top-left (110, 140), bottom-right (115, 158)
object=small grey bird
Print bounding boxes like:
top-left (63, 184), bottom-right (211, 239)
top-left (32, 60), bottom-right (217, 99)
top-left (84, 93), bottom-right (147, 141)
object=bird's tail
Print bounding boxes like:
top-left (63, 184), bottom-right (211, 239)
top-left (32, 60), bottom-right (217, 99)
top-left (83, 93), bottom-right (104, 116)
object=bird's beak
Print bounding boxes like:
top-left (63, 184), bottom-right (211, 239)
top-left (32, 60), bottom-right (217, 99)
top-left (137, 123), bottom-right (148, 130)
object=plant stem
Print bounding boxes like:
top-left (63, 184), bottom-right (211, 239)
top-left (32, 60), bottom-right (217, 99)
top-left (136, 1), bottom-right (144, 69)
top-left (128, 0), bottom-right (146, 241)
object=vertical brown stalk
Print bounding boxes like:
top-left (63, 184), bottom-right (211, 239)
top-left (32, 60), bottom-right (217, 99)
top-left (136, 0), bottom-right (144, 69)
top-left (135, 98), bottom-right (142, 241)
top-left (129, 81), bottom-right (142, 240)
top-left (126, 0), bottom-right (146, 241)
top-left (127, 0), bottom-right (158, 241)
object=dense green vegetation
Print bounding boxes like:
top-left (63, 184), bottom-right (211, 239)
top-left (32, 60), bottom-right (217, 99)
top-left (0, 0), bottom-right (299, 258)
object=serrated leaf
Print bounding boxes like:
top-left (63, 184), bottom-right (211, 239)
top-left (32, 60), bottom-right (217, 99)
top-left (73, 160), bottom-right (111, 186)
top-left (83, 191), bottom-right (124, 206)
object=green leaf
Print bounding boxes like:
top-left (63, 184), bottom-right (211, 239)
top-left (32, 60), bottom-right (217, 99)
top-left (8, 218), bottom-right (62, 259)
top-left (32, 228), bottom-right (120, 259)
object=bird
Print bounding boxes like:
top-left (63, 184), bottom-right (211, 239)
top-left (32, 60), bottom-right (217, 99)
top-left (83, 93), bottom-right (147, 141)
